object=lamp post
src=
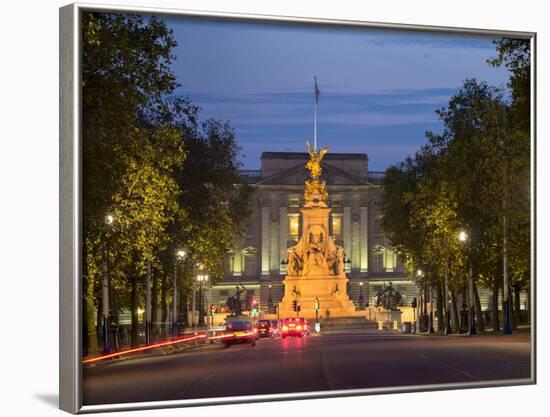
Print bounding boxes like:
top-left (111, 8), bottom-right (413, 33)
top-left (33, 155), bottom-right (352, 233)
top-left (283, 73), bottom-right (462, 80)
top-left (102, 214), bottom-right (113, 354)
top-left (444, 257), bottom-right (452, 335)
top-left (172, 249), bottom-right (186, 339)
top-left (344, 257), bottom-right (351, 273)
top-left (428, 285), bottom-right (435, 335)
top-left (358, 281), bottom-right (365, 310)
top-left (417, 269), bottom-right (428, 332)
top-left (145, 259), bottom-right (152, 345)
top-left (267, 283), bottom-right (273, 314)
top-left (459, 230), bottom-right (477, 335)
top-left (502, 211), bottom-right (512, 335)
top-left (196, 268), bottom-right (209, 327)
top-left (411, 296), bottom-right (418, 334)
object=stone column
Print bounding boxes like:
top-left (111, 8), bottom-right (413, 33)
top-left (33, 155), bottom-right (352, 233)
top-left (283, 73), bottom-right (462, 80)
top-left (351, 196), bottom-right (360, 270)
top-left (343, 205), bottom-right (352, 261)
top-left (270, 218), bottom-right (279, 273)
top-left (360, 205), bottom-right (369, 272)
top-left (269, 197), bottom-right (280, 273)
top-left (279, 205), bottom-right (288, 274)
top-left (261, 204), bottom-right (270, 275)
top-left (232, 249), bottom-right (242, 276)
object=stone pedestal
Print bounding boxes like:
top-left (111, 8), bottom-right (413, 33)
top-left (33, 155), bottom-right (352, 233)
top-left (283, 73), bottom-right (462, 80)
top-left (279, 195), bottom-right (357, 319)
top-left (279, 275), bottom-right (357, 318)
top-left (278, 145), bottom-right (360, 320)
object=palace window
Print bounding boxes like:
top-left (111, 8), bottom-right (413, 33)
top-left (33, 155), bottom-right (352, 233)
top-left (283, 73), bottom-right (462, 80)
top-left (332, 215), bottom-right (342, 237)
top-left (288, 215), bottom-right (300, 238)
top-left (372, 246), bottom-right (384, 273)
top-left (242, 247), bottom-right (257, 277)
top-left (244, 255), bottom-right (256, 276)
top-left (226, 254), bottom-right (233, 274)
top-left (375, 214), bottom-right (383, 238)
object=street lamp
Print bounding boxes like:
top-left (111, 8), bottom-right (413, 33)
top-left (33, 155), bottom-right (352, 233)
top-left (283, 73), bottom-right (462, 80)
top-left (145, 258), bottom-right (152, 345)
top-left (459, 230), bottom-right (477, 336)
top-left (102, 213), bottom-right (113, 354)
top-left (416, 269), bottom-right (429, 333)
top-left (502, 213), bottom-right (512, 335)
top-left (196, 267), bottom-right (209, 327)
top-left (444, 255), bottom-right (452, 336)
top-left (428, 284), bottom-right (435, 335)
top-left (344, 257), bottom-right (351, 272)
top-left (268, 283), bottom-right (273, 314)
top-left (358, 281), bottom-right (365, 310)
top-left (172, 249), bottom-right (186, 339)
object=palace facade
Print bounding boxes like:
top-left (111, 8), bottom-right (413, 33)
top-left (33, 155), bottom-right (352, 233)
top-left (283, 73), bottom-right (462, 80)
top-left (210, 151), bottom-right (418, 312)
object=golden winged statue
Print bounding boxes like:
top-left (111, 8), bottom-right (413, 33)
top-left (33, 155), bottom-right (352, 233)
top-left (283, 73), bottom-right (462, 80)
top-left (305, 141), bottom-right (328, 180)
top-left (304, 141), bottom-right (329, 203)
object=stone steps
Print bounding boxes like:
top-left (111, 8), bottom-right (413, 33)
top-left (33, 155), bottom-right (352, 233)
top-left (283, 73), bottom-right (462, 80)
top-left (318, 316), bottom-right (378, 330)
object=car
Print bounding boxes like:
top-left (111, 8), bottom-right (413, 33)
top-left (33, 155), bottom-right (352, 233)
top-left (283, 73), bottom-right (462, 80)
top-left (270, 320), bottom-right (281, 337)
top-left (223, 320), bottom-right (257, 348)
top-left (296, 317), bottom-right (310, 336)
top-left (281, 317), bottom-right (309, 338)
top-left (256, 319), bottom-right (276, 338)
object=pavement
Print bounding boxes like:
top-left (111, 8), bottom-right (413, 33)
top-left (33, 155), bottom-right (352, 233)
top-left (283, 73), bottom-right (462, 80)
top-left (82, 332), bottom-right (532, 406)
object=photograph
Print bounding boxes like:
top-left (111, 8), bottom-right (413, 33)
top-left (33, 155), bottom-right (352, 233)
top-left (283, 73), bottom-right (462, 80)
top-left (71, 6), bottom-right (533, 410)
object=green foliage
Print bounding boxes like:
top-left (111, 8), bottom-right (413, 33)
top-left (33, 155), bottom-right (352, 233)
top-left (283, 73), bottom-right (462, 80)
top-left (488, 38), bottom-right (530, 130)
top-left (81, 12), bottom-right (253, 351)
top-left (381, 48), bottom-right (530, 297)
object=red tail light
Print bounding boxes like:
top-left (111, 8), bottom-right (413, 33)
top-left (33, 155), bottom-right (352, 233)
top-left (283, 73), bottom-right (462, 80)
top-left (282, 326), bottom-right (288, 332)
top-left (296, 325), bottom-right (303, 331)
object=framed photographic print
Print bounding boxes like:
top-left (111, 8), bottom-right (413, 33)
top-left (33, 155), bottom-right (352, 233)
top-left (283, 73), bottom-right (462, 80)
top-left (59, 2), bottom-right (536, 413)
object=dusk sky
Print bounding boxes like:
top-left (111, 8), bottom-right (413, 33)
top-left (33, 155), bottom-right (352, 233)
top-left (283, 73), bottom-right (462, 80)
top-left (163, 16), bottom-right (510, 171)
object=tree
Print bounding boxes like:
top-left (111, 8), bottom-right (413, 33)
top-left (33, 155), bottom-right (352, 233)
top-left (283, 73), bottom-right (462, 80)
top-left (81, 13), bottom-right (255, 352)
top-left (488, 38), bottom-right (530, 131)
top-left (81, 12), bottom-right (182, 353)
top-left (382, 78), bottom-right (529, 333)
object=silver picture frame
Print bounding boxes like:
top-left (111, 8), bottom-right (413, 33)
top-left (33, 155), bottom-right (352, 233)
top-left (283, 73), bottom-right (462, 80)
top-left (60, 2), bottom-right (537, 413)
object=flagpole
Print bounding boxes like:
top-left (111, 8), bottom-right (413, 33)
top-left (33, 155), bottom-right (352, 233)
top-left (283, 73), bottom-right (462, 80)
top-left (314, 77), bottom-right (317, 151)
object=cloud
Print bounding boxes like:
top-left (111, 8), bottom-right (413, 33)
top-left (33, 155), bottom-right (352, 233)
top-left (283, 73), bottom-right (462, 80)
top-left (162, 16), bottom-right (511, 169)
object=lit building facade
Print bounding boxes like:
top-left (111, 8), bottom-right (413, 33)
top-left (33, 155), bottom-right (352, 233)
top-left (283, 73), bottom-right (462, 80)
top-left (210, 151), bottom-right (418, 311)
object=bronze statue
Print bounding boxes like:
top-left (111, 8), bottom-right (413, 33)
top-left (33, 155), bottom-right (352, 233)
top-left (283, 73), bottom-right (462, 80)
top-left (304, 142), bottom-right (329, 202)
top-left (226, 284), bottom-right (246, 315)
top-left (306, 141), bottom-right (328, 180)
top-left (375, 282), bottom-right (403, 310)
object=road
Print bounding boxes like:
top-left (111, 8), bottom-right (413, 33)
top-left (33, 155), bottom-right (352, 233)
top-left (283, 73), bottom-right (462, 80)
top-left (83, 332), bottom-right (531, 406)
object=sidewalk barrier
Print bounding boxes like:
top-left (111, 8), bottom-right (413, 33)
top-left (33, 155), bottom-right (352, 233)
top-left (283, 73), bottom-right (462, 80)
top-left (83, 333), bottom-right (207, 364)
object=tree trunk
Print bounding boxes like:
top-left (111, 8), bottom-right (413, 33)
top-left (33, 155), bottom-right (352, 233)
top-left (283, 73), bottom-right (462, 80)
top-left (514, 285), bottom-right (521, 326)
top-left (130, 276), bottom-right (139, 347)
top-left (161, 274), bottom-right (168, 323)
top-left (491, 276), bottom-right (500, 333)
top-left (473, 281), bottom-right (485, 332)
top-left (160, 274), bottom-right (168, 339)
top-left (85, 275), bottom-right (99, 356)
top-left (526, 285), bottom-right (530, 324)
top-left (436, 282), bottom-right (444, 332)
top-left (151, 272), bottom-right (159, 339)
top-left (423, 285), bottom-right (428, 317)
top-left (96, 295), bottom-right (102, 348)
top-left (451, 289), bottom-right (459, 332)
top-left (180, 287), bottom-right (189, 329)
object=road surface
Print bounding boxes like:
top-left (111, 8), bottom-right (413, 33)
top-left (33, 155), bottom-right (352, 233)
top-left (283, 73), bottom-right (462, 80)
top-left (83, 332), bottom-right (531, 405)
